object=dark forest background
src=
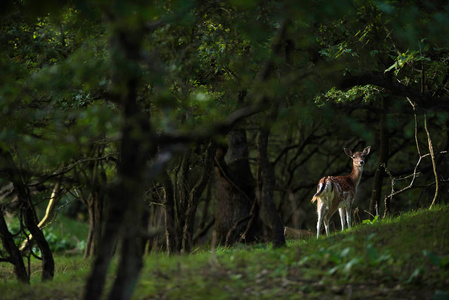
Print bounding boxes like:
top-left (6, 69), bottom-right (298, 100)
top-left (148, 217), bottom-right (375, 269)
top-left (1, 0), bottom-right (448, 298)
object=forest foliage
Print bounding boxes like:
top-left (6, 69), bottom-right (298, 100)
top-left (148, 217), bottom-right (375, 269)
top-left (1, 0), bottom-right (449, 299)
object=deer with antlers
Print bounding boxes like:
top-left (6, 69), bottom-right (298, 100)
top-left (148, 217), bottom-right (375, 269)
top-left (312, 146), bottom-right (371, 238)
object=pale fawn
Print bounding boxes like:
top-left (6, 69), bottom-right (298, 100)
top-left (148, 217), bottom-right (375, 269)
top-left (312, 146), bottom-right (371, 238)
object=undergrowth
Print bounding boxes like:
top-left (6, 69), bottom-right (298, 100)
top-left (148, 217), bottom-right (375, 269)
top-left (0, 205), bottom-right (448, 299)
top-left (3, 214), bottom-right (88, 255)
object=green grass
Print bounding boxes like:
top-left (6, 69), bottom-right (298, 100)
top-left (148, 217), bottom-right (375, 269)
top-left (0, 255), bottom-right (91, 299)
top-left (1, 205), bottom-right (448, 299)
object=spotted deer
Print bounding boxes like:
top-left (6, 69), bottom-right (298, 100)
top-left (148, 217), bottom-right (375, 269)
top-left (312, 146), bottom-right (371, 238)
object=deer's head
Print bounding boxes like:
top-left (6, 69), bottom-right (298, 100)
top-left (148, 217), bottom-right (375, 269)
top-left (344, 146), bottom-right (371, 169)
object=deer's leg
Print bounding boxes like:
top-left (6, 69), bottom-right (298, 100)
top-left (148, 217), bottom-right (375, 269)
top-left (317, 200), bottom-right (329, 238)
top-left (323, 214), bottom-right (330, 237)
top-left (346, 204), bottom-right (352, 230)
top-left (316, 201), bottom-right (324, 238)
top-left (338, 207), bottom-right (346, 231)
top-left (321, 205), bottom-right (330, 237)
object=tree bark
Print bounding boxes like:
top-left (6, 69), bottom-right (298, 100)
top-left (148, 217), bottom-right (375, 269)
top-left (258, 128), bottom-right (286, 248)
top-left (369, 97), bottom-right (389, 216)
top-left (82, 189), bottom-right (104, 258)
top-left (0, 148), bottom-right (54, 281)
top-left (181, 142), bottom-right (216, 253)
top-left (83, 14), bottom-right (153, 299)
top-left (84, 95), bottom-right (153, 300)
top-left (214, 129), bottom-right (260, 246)
top-left (0, 208), bottom-right (29, 283)
top-left (175, 150), bottom-right (191, 252)
top-left (21, 193), bottom-right (55, 281)
top-left (20, 182), bottom-right (62, 252)
top-left (162, 171), bottom-right (177, 255)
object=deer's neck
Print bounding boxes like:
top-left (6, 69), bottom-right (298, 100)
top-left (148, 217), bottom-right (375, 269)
top-left (348, 165), bottom-right (364, 187)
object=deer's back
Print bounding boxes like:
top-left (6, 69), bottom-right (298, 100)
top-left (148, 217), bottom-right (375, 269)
top-left (316, 176), bottom-right (357, 211)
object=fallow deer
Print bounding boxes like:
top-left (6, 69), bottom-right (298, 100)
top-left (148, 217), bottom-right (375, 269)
top-left (312, 146), bottom-right (371, 238)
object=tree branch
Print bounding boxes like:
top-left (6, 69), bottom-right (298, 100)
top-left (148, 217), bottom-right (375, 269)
top-left (156, 104), bottom-right (263, 145)
top-left (340, 72), bottom-right (449, 110)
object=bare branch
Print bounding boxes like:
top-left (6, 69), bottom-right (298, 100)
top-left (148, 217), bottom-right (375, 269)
top-left (156, 104), bottom-right (263, 145)
top-left (383, 98), bottom-right (447, 213)
top-left (27, 154), bottom-right (117, 187)
top-left (424, 114), bottom-right (440, 208)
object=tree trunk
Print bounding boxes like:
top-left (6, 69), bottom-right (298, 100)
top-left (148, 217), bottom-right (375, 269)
top-left (258, 128), bottom-right (285, 248)
top-left (162, 171), bottom-right (177, 255)
top-left (84, 95), bottom-right (152, 300)
top-left (0, 209), bottom-right (29, 283)
top-left (82, 190), bottom-right (104, 258)
top-left (21, 195), bottom-right (55, 281)
top-left (214, 129), bottom-right (260, 246)
top-left (369, 97), bottom-right (389, 216)
top-left (84, 181), bottom-right (126, 299)
top-left (20, 182), bottom-right (62, 251)
top-left (0, 148), bottom-right (54, 281)
top-left (107, 172), bottom-right (147, 300)
top-left (83, 15), bottom-right (153, 299)
top-left (175, 150), bottom-right (191, 252)
top-left (78, 144), bottom-right (108, 258)
top-left (212, 19), bottom-right (291, 245)
top-left (181, 142), bottom-right (216, 253)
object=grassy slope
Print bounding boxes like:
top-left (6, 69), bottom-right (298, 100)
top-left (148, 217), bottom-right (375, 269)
top-left (1, 205), bottom-right (448, 299)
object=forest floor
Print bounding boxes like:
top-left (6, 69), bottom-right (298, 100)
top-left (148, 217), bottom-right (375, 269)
top-left (0, 204), bottom-right (448, 299)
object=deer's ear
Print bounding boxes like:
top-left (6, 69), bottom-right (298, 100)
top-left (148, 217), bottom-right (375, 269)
top-left (344, 148), bottom-right (353, 157)
top-left (363, 146), bottom-right (371, 155)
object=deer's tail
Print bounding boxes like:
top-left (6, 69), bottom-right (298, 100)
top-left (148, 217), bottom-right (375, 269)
top-left (311, 177), bottom-right (333, 203)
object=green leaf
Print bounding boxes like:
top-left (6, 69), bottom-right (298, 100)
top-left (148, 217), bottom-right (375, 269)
top-left (343, 258), bottom-right (361, 274)
top-left (384, 62), bottom-right (397, 73)
top-left (340, 247), bottom-right (351, 258)
top-left (328, 265), bottom-right (341, 275)
top-left (407, 267), bottom-right (423, 283)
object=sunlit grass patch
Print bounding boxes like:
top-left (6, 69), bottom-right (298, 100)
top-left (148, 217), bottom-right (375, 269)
top-left (134, 204), bottom-right (449, 299)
